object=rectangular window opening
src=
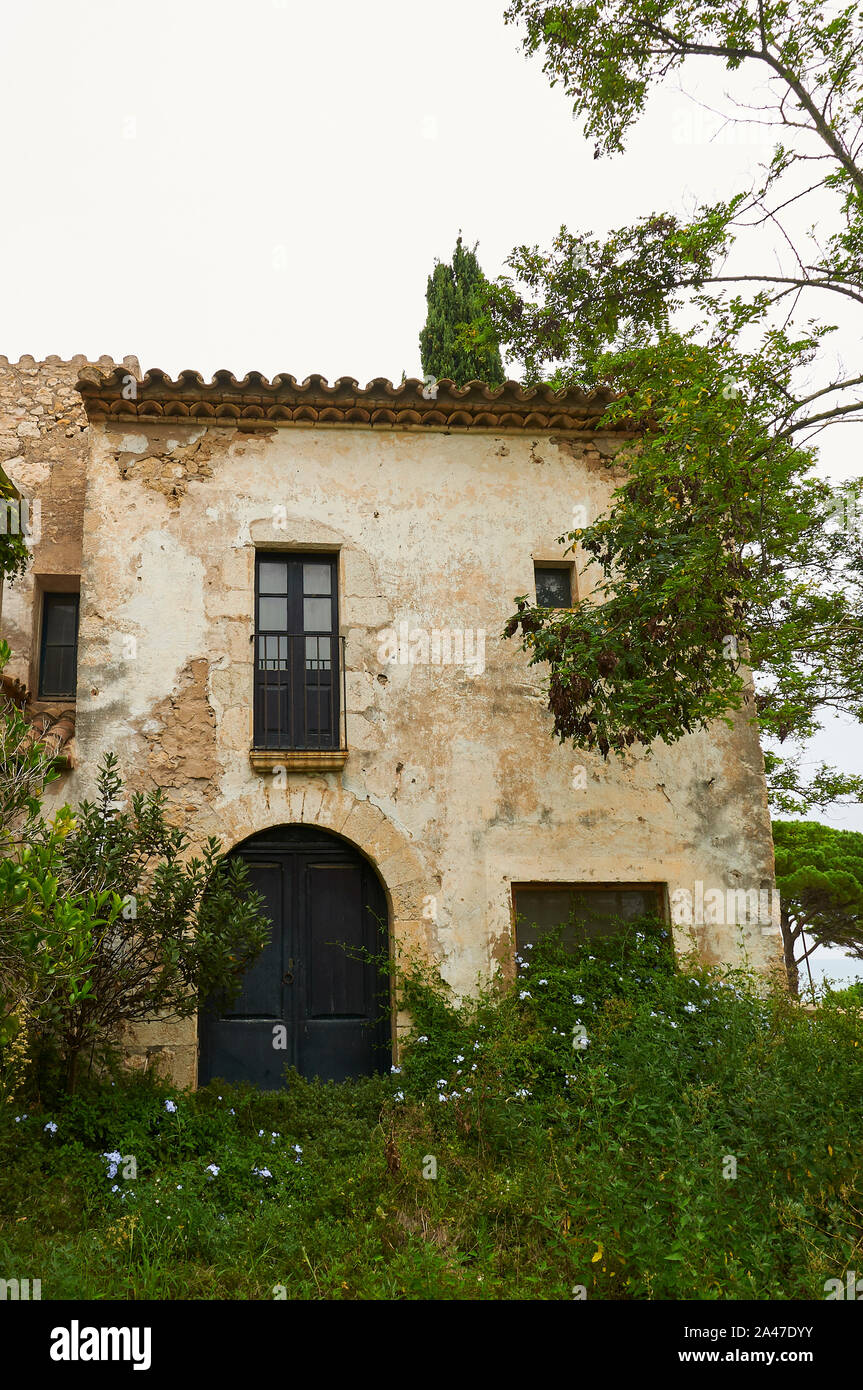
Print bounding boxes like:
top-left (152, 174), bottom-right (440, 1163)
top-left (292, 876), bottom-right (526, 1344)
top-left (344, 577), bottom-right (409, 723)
top-left (534, 564), bottom-right (573, 608)
top-left (512, 883), bottom-right (664, 956)
top-left (38, 592), bottom-right (80, 699)
top-left (253, 552), bottom-right (342, 751)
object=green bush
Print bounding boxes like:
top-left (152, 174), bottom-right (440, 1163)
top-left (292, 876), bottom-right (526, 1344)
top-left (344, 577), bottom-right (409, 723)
top-left (0, 918), bottom-right (859, 1299)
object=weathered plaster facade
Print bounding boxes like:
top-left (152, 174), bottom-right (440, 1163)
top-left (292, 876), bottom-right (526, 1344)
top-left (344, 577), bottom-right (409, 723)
top-left (0, 357), bottom-right (783, 1088)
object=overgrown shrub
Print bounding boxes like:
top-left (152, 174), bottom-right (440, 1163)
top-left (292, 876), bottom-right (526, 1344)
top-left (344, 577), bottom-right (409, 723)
top-left (1, 919), bottom-right (859, 1299)
top-left (0, 752), bottom-right (270, 1096)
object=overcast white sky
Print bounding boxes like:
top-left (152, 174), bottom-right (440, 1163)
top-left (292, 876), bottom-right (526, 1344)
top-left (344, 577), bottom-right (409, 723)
top-left (3, 0), bottom-right (860, 984)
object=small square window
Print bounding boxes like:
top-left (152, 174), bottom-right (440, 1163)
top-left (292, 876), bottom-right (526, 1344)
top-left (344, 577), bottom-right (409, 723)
top-left (535, 566), bottom-right (572, 607)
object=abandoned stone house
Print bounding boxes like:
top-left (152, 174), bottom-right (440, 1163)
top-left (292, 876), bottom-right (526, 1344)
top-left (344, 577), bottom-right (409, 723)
top-left (0, 353), bottom-right (782, 1090)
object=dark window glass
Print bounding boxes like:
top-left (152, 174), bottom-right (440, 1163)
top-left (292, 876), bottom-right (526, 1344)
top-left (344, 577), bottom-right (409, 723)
top-left (513, 884), bottom-right (662, 954)
top-left (254, 553), bottom-right (340, 749)
top-left (39, 593), bottom-right (80, 699)
top-left (535, 566), bottom-right (572, 607)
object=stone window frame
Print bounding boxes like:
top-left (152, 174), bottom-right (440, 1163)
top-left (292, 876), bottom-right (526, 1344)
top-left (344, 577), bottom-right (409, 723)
top-left (249, 545), bottom-right (348, 773)
top-left (532, 556), bottom-right (577, 608)
top-left (31, 573), bottom-right (81, 711)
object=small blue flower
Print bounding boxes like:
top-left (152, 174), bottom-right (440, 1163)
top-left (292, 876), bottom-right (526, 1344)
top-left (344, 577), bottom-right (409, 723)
top-left (164, 1100), bottom-right (177, 1114)
top-left (44, 1121), bottom-right (58, 1135)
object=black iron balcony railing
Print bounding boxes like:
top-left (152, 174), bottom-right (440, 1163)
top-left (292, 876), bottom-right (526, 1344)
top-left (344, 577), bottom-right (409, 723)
top-left (254, 632), bottom-right (346, 751)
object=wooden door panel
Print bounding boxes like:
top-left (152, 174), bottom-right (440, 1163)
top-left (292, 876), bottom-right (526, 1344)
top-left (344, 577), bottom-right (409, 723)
top-left (222, 862), bottom-right (283, 1017)
top-left (306, 864), bottom-right (367, 1017)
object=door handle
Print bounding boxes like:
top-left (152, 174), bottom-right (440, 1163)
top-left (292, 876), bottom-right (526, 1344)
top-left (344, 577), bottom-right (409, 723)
top-left (282, 958), bottom-right (294, 986)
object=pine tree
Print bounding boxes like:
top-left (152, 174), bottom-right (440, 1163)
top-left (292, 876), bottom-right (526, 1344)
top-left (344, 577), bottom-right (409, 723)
top-left (419, 234), bottom-right (505, 387)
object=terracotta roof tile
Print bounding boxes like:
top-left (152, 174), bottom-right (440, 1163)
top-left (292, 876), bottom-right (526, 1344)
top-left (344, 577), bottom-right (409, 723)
top-left (76, 370), bottom-right (628, 434)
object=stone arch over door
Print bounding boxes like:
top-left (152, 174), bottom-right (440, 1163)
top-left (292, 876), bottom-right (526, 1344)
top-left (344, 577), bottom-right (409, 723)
top-left (199, 823), bottom-right (391, 1088)
top-left (195, 785), bottom-right (434, 1087)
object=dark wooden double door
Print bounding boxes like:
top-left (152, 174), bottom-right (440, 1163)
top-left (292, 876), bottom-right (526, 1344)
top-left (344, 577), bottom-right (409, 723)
top-left (198, 827), bottom-right (390, 1089)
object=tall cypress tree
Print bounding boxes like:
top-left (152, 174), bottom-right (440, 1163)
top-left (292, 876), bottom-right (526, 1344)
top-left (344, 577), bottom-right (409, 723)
top-left (419, 234), bottom-right (505, 387)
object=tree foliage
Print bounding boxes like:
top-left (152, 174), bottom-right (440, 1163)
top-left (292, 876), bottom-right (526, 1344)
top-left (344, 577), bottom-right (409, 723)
top-left (0, 732), bottom-right (270, 1094)
top-left (419, 234), bottom-right (505, 387)
top-left (489, 0), bottom-right (863, 813)
top-left (772, 819), bottom-right (863, 995)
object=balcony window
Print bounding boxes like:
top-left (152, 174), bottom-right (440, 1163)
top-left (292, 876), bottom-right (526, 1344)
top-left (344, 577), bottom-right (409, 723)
top-left (254, 553), bottom-right (343, 750)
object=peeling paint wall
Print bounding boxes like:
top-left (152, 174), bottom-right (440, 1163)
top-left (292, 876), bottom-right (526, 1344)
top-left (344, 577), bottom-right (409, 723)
top-left (0, 353), bottom-right (139, 737)
top-left (0, 360), bottom-right (783, 1088)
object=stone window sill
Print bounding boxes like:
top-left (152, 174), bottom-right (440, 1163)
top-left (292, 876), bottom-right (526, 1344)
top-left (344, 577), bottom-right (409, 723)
top-left (249, 749), bottom-right (348, 773)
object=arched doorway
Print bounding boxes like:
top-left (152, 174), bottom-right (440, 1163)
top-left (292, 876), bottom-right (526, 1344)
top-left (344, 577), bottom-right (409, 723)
top-left (198, 824), bottom-right (391, 1089)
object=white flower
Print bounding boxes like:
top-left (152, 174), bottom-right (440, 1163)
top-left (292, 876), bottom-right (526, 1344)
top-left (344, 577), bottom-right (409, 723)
top-left (391, 1065), bottom-right (402, 1074)
top-left (454, 1055), bottom-right (464, 1063)
top-left (111, 1184), bottom-right (120, 1193)
top-left (471, 1063), bottom-right (477, 1072)
top-left (417, 1035), bottom-right (429, 1044)
top-left (436, 1079), bottom-right (447, 1089)
top-left (513, 1088), bottom-right (531, 1099)
top-left (253, 1166), bottom-right (273, 1179)
top-left (393, 1091), bottom-right (405, 1102)
top-left (683, 1002), bottom-right (698, 1014)
top-left (572, 995), bottom-right (584, 1005)
top-left (164, 1100), bottom-right (177, 1114)
top-left (524, 943), bottom-right (534, 950)
top-left (519, 990), bottom-right (531, 1000)
top-left (206, 1164), bottom-right (220, 1178)
top-left (176, 1184), bottom-right (182, 1190)
top-left (464, 1088), bottom-right (472, 1095)
top-left (44, 1121), bottom-right (58, 1134)
top-left (538, 979), bottom-right (548, 986)
top-left (229, 1108), bottom-right (235, 1115)
top-left (438, 1093), bottom-right (448, 1103)
top-left (292, 1145), bottom-right (302, 1154)
top-left (258, 1129), bottom-right (265, 1137)
top-left (473, 1042), bottom-right (481, 1050)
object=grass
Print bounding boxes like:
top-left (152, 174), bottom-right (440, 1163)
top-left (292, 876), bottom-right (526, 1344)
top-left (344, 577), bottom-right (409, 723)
top-left (1, 918), bottom-right (861, 1300)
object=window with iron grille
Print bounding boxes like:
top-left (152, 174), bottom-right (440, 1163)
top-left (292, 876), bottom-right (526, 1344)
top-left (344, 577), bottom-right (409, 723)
top-left (254, 553), bottom-right (342, 750)
top-left (38, 592), bottom-right (80, 699)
